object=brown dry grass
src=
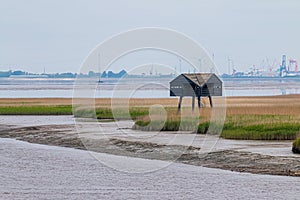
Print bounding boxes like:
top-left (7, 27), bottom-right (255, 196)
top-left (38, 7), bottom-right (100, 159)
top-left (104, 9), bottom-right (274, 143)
top-left (1, 94), bottom-right (300, 117)
top-left (226, 95), bottom-right (300, 116)
top-left (2, 96), bottom-right (300, 140)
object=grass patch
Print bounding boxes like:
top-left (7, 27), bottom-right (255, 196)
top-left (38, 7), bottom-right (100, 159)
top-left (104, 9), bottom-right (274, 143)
top-left (221, 123), bottom-right (300, 140)
top-left (133, 113), bottom-right (300, 140)
top-left (74, 107), bottom-right (149, 120)
top-left (220, 115), bottom-right (300, 140)
top-left (0, 105), bottom-right (72, 115)
top-left (133, 119), bottom-right (222, 134)
top-left (292, 138), bottom-right (300, 153)
top-left (133, 118), bottom-right (200, 132)
top-left (96, 107), bottom-right (149, 120)
top-left (0, 105), bottom-right (149, 119)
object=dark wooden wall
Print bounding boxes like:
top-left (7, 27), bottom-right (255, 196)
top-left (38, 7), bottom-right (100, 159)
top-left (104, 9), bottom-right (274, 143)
top-left (170, 74), bottom-right (222, 97)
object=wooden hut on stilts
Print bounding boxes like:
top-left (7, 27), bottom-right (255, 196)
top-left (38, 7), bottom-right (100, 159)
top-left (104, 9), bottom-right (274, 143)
top-left (170, 73), bottom-right (222, 111)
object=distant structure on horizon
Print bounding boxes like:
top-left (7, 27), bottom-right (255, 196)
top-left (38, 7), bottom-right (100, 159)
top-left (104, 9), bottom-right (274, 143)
top-left (9, 74), bottom-right (48, 78)
top-left (3, 54), bottom-right (300, 79)
top-left (223, 55), bottom-right (300, 78)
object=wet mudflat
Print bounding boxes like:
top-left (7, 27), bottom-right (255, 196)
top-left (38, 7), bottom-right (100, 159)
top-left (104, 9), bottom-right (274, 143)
top-left (1, 116), bottom-right (300, 177)
top-left (1, 138), bottom-right (300, 200)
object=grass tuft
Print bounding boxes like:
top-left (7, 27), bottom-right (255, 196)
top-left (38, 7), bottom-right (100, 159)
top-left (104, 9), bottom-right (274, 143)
top-left (292, 138), bottom-right (300, 153)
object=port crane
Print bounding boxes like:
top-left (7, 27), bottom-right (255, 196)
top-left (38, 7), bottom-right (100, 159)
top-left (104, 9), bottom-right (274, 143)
top-left (288, 58), bottom-right (298, 72)
top-left (280, 55), bottom-right (299, 77)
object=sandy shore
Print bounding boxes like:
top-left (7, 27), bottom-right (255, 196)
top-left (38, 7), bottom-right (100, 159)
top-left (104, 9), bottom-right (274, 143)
top-left (1, 116), bottom-right (300, 177)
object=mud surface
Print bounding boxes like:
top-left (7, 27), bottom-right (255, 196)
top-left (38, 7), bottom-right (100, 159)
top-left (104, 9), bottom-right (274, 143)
top-left (2, 138), bottom-right (300, 200)
top-left (1, 123), bottom-right (300, 177)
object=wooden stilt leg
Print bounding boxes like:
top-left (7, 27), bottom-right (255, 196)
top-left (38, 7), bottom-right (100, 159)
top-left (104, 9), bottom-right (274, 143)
top-left (209, 95), bottom-right (213, 108)
top-left (192, 96), bottom-right (195, 111)
top-left (197, 96), bottom-right (201, 108)
top-left (178, 96), bottom-right (183, 112)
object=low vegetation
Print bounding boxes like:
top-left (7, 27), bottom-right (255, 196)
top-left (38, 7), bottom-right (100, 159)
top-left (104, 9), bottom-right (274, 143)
top-left (74, 107), bottom-right (149, 120)
top-left (221, 122), bottom-right (300, 140)
top-left (133, 113), bottom-right (300, 140)
top-left (0, 105), bottom-right (72, 115)
top-left (1, 96), bottom-right (300, 140)
top-left (134, 119), bottom-right (300, 140)
top-left (133, 117), bottom-right (200, 132)
top-left (220, 114), bottom-right (300, 140)
top-left (292, 138), bottom-right (300, 153)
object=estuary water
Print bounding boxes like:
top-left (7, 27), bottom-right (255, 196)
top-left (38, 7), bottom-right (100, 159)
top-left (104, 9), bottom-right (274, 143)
top-left (1, 77), bottom-right (300, 98)
top-left (1, 77), bottom-right (300, 199)
top-left (1, 138), bottom-right (300, 200)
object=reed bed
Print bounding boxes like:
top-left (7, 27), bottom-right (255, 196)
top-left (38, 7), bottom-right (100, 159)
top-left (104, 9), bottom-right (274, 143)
top-left (1, 95), bottom-right (300, 140)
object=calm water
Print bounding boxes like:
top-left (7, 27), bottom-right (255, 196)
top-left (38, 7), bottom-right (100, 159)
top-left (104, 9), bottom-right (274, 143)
top-left (1, 138), bottom-right (299, 200)
top-left (1, 77), bottom-right (300, 98)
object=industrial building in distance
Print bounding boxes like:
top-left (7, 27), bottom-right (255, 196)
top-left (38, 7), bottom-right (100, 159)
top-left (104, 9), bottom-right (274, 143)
top-left (223, 55), bottom-right (299, 78)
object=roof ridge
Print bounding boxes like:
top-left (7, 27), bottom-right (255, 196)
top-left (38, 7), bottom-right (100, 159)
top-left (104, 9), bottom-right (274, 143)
top-left (182, 72), bottom-right (213, 74)
top-left (182, 73), bottom-right (214, 86)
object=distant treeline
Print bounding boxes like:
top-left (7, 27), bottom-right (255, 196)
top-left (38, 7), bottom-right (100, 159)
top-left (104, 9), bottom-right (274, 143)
top-left (0, 70), bottom-right (128, 78)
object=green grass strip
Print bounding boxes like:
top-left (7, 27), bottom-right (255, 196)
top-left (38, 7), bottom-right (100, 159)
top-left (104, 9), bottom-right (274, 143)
top-left (0, 105), bottom-right (73, 115)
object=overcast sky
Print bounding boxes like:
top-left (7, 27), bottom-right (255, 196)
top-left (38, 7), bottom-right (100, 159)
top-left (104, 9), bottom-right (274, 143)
top-left (1, 0), bottom-right (300, 74)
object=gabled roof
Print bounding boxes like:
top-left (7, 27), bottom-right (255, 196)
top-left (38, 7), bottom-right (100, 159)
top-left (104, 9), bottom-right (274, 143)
top-left (182, 73), bottom-right (214, 87)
